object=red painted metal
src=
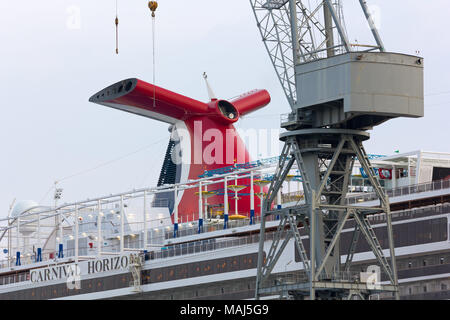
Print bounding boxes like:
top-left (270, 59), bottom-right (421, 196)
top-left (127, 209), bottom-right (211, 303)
top-left (91, 78), bottom-right (271, 222)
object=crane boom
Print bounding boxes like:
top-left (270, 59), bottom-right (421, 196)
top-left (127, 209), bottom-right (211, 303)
top-left (249, 0), bottom-right (385, 110)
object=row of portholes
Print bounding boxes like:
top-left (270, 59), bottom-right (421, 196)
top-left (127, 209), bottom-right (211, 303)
top-left (142, 255), bottom-right (258, 285)
top-left (3, 274), bottom-right (134, 300)
top-left (169, 282), bottom-right (254, 300)
top-left (27, 280), bottom-right (104, 299)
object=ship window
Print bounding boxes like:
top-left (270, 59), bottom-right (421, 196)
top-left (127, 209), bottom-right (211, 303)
top-left (441, 283), bottom-right (447, 291)
top-left (408, 287), bottom-right (412, 295)
top-left (423, 285), bottom-right (427, 293)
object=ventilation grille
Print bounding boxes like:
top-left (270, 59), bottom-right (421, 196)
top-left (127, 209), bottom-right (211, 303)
top-left (157, 139), bottom-right (177, 186)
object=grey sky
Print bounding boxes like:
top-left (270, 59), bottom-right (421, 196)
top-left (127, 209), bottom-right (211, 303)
top-left (1, 0), bottom-right (449, 218)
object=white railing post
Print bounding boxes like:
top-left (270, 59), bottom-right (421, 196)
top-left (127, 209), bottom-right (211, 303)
top-left (16, 218), bottom-right (20, 265)
top-left (7, 218), bottom-right (11, 267)
top-left (173, 187), bottom-right (178, 238)
top-left (144, 191), bottom-right (148, 249)
top-left (204, 184), bottom-right (208, 221)
top-left (250, 170), bottom-right (255, 225)
top-left (150, 228), bottom-right (153, 246)
top-left (234, 176), bottom-right (238, 215)
top-left (224, 176), bottom-right (228, 229)
top-left (198, 182), bottom-right (203, 234)
top-left (120, 195), bottom-right (124, 253)
top-left (58, 211), bottom-right (63, 256)
top-left (37, 214), bottom-right (41, 251)
top-left (37, 213), bottom-right (42, 262)
top-left (97, 200), bottom-right (102, 258)
top-left (75, 205), bottom-right (79, 263)
top-left (277, 188), bottom-right (282, 220)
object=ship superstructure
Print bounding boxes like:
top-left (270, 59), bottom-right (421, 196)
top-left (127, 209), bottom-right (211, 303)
top-left (0, 150), bottom-right (448, 300)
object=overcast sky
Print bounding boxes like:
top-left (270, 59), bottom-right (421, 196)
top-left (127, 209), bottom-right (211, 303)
top-left (1, 0), bottom-right (449, 218)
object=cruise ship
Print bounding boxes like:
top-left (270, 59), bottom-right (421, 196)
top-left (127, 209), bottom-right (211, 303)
top-left (0, 79), bottom-right (448, 300)
top-left (1, 0), bottom-right (447, 302)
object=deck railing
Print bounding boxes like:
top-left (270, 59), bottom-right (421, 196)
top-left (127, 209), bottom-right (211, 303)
top-left (1, 179), bottom-right (448, 282)
top-left (348, 178), bottom-right (450, 204)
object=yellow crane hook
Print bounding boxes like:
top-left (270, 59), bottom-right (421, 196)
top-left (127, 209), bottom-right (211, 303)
top-left (148, 1), bottom-right (158, 17)
top-left (115, 16), bottom-right (119, 54)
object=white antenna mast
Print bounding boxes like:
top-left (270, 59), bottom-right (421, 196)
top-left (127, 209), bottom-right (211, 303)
top-left (203, 72), bottom-right (217, 101)
top-left (7, 198), bottom-right (16, 218)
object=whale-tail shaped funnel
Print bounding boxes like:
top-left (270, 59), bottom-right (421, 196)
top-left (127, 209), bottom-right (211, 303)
top-left (89, 78), bottom-right (271, 224)
top-left (89, 78), bottom-right (270, 124)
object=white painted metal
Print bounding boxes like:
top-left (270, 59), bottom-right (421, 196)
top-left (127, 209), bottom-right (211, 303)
top-left (75, 205), bottom-right (79, 263)
top-left (143, 192), bottom-right (148, 247)
top-left (120, 195), bottom-right (124, 253)
top-left (198, 181), bottom-right (203, 224)
top-left (37, 214), bottom-right (41, 251)
top-left (234, 177), bottom-right (238, 215)
top-left (16, 218), bottom-right (20, 257)
top-left (174, 186), bottom-right (178, 227)
top-left (224, 176), bottom-right (228, 223)
top-left (204, 184), bottom-right (208, 219)
top-left (97, 200), bottom-right (102, 257)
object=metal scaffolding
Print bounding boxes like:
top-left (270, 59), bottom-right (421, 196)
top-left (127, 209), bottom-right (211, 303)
top-left (255, 129), bottom-right (399, 299)
top-left (249, 0), bottom-right (418, 300)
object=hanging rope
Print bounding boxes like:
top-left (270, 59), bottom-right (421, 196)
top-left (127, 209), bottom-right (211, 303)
top-left (115, 0), bottom-right (119, 54)
top-left (149, 1), bottom-right (158, 108)
top-left (152, 13), bottom-right (156, 107)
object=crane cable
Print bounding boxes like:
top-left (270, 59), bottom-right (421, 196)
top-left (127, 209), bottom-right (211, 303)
top-left (149, 1), bottom-right (158, 108)
top-left (115, 0), bottom-right (119, 54)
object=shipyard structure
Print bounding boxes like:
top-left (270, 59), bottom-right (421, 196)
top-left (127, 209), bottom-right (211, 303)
top-left (0, 0), bottom-right (447, 300)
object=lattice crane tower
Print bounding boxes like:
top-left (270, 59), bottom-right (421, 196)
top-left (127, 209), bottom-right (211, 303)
top-left (250, 0), bottom-right (424, 300)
